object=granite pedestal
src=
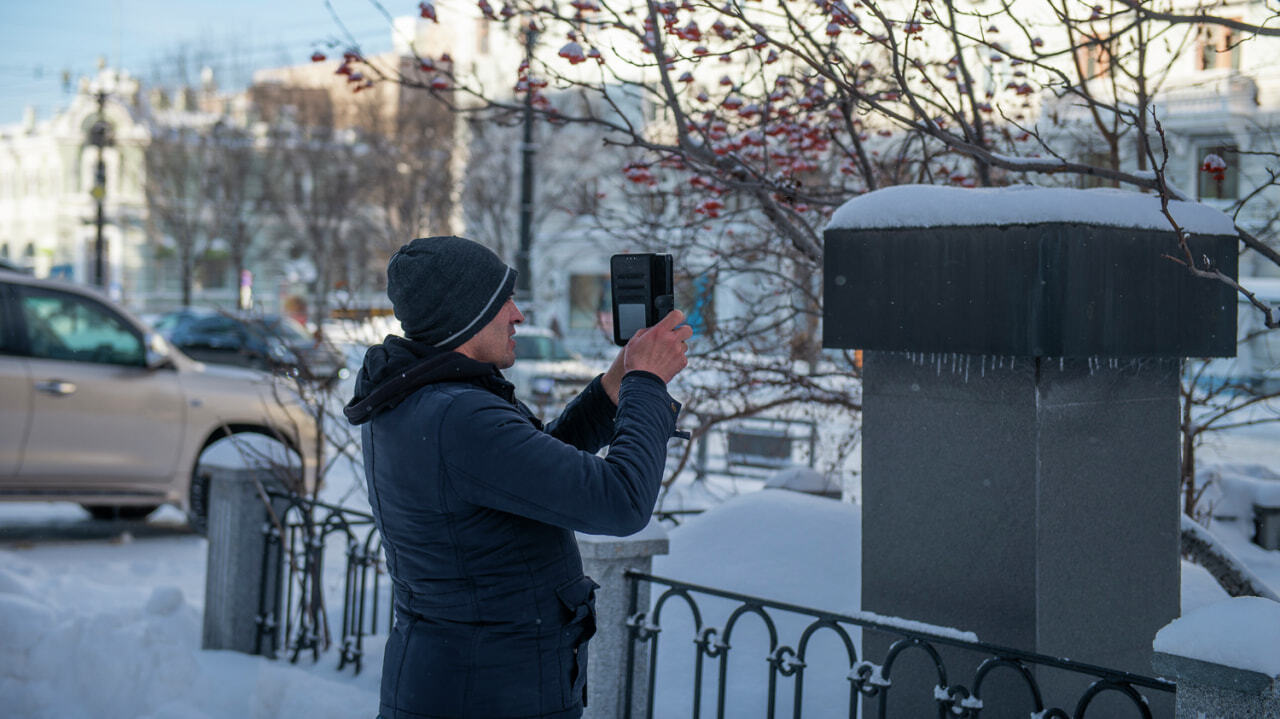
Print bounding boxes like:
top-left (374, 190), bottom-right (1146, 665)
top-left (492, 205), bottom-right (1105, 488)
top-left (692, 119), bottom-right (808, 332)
top-left (824, 213), bottom-right (1238, 717)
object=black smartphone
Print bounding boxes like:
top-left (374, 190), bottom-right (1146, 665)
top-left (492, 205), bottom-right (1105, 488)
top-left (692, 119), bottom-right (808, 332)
top-left (610, 253), bottom-right (674, 347)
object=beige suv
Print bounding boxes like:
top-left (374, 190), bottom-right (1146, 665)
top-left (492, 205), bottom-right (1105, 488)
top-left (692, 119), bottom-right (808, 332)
top-left (0, 269), bottom-right (317, 531)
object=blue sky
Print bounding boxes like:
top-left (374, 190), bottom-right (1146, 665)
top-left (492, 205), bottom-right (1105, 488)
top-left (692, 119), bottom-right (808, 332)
top-left (0, 0), bottom-right (397, 125)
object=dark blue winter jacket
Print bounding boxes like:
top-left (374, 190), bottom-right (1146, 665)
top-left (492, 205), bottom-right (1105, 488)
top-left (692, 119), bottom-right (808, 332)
top-left (345, 336), bottom-right (679, 719)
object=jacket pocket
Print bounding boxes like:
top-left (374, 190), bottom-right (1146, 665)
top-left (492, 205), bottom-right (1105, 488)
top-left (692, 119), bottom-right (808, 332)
top-left (554, 575), bottom-right (600, 707)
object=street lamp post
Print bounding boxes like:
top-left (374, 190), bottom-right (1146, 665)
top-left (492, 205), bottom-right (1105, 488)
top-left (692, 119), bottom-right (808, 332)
top-left (88, 89), bottom-right (113, 288)
top-left (516, 20), bottom-right (537, 311)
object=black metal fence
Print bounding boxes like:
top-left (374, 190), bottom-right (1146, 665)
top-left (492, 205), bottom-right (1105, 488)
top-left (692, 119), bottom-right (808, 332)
top-left (624, 571), bottom-right (1175, 719)
top-left (245, 495), bottom-right (709, 675)
top-left (255, 492), bottom-right (391, 674)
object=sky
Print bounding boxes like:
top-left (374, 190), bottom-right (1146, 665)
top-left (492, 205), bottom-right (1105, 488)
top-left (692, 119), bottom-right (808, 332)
top-left (0, 0), bottom-right (398, 126)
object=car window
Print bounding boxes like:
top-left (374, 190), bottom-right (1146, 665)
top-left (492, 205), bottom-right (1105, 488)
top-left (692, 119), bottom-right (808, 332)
top-left (515, 335), bottom-right (573, 361)
top-left (260, 315), bottom-right (314, 344)
top-left (19, 288), bottom-right (145, 367)
top-left (182, 315), bottom-right (246, 343)
top-left (152, 313), bottom-right (182, 333)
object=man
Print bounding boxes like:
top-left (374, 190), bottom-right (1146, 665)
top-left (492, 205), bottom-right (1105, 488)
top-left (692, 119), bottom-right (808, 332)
top-left (344, 236), bottom-right (690, 719)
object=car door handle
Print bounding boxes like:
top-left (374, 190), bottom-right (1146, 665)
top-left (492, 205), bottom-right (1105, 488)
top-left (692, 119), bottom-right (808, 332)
top-left (35, 380), bottom-right (77, 396)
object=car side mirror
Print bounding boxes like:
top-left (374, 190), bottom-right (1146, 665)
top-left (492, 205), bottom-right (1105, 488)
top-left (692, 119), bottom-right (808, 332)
top-left (145, 332), bottom-right (175, 370)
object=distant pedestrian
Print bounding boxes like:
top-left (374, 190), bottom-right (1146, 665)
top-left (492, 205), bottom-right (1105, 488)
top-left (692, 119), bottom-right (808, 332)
top-left (344, 236), bottom-right (689, 719)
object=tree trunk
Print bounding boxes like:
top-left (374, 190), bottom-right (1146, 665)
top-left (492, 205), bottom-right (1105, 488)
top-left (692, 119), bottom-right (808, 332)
top-left (1181, 426), bottom-right (1197, 517)
top-left (233, 246), bottom-right (247, 311)
top-left (181, 248), bottom-right (193, 307)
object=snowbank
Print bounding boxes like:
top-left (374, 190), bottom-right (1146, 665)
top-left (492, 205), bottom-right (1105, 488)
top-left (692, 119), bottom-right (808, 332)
top-left (655, 488), bottom-right (861, 610)
top-left (0, 542), bottom-right (380, 719)
top-left (1154, 596), bottom-right (1280, 676)
top-left (650, 489), bottom-right (862, 716)
top-left (1200, 464), bottom-right (1280, 518)
top-left (827, 184), bottom-right (1237, 235)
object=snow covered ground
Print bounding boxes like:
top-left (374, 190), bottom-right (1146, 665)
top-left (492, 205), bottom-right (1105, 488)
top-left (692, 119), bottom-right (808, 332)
top-left (0, 526), bottom-right (383, 719)
top-left (0, 470), bottom-right (1271, 718)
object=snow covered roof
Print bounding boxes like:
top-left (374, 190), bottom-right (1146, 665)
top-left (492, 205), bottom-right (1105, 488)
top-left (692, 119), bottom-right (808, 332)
top-left (827, 185), bottom-right (1238, 235)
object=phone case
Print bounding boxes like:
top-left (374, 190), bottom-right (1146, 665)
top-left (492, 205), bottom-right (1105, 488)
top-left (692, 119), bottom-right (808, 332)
top-left (610, 253), bottom-right (674, 346)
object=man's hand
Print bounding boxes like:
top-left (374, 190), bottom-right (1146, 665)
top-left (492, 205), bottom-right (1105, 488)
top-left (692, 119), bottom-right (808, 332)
top-left (624, 310), bottom-right (692, 384)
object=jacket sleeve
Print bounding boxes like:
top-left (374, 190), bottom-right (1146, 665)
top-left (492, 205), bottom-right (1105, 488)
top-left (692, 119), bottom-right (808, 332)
top-left (543, 374), bottom-right (617, 453)
top-left (438, 372), bottom-right (680, 536)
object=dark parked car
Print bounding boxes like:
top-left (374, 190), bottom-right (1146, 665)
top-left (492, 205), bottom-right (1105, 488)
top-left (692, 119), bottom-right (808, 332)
top-left (154, 308), bottom-right (347, 385)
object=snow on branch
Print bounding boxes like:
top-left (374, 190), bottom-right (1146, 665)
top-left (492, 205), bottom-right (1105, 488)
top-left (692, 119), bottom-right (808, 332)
top-left (1180, 515), bottom-right (1280, 602)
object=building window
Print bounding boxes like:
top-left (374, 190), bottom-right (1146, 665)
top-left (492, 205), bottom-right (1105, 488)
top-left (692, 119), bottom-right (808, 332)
top-left (1198, 23), bottom-right (1242, 71)
top-left (0, 243), bottom-right (8, 258)
top-left (1076, 32), bottom-right (1111, 80)
top-left (568, 274), bottom-right (610, 330)
top-left (1198, 145), bottom-right (1239, 201)
top-left (199, 249), bottom-right (231, 289)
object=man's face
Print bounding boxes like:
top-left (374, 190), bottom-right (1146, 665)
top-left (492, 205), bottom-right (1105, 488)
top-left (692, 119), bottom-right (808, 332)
top-left (455, 297), bottom-right (525, 369)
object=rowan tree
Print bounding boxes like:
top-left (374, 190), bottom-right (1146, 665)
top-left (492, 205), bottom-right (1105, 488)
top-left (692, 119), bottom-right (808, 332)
top-left (325, 0), bottom-right (1280, 492)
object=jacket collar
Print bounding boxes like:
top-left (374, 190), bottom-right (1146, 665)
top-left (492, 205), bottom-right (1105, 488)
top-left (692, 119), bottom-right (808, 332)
top-left (344, 335), bottom-right (515, 425)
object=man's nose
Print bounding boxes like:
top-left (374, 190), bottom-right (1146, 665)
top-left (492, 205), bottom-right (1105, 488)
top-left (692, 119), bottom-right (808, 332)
top-left (512, 305), bottom-right (525, 324)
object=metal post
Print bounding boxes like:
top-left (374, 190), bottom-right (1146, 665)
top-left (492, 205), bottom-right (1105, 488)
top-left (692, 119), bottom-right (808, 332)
top-left (517, 21), bottom-right (537, 308)
top-left (90, 89), bottom-right (110, 288)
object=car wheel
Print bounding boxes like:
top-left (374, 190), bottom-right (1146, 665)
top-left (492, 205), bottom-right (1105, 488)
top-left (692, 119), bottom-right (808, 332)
top-left (82, 505), bottom-right (160, 521)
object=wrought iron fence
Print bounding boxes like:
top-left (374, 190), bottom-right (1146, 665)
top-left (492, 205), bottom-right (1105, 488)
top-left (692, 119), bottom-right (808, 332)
top-left (624, 571), bottom-right (1175, 719)
top-left (255, 491), bottom-right (392, 675)
top-left (246, 494), bottom-right (717, 676)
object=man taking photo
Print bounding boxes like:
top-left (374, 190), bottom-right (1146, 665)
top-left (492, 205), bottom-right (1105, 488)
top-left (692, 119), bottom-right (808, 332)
top-left (345, 235), bottom-right (690, 719)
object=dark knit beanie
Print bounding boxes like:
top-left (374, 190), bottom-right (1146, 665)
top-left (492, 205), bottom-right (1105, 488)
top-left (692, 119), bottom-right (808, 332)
top-left (386, 236), bottom-right (518, 349)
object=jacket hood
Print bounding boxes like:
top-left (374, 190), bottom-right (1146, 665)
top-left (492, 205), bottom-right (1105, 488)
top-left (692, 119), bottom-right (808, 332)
top-left (344, 335), bottom-right (514, 425)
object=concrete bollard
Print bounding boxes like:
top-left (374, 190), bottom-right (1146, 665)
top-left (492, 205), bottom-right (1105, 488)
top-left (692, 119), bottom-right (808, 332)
top-left (201, 466), bottom-right (289, 657)
top-left (578, 521), bottom-right (670, 719)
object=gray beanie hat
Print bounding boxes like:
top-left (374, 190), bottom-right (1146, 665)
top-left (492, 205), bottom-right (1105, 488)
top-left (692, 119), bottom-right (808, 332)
top-left (386, 236), bottom-right (518, 349)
